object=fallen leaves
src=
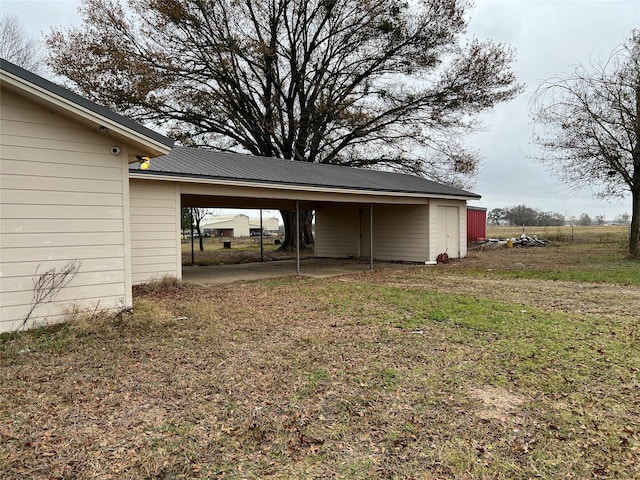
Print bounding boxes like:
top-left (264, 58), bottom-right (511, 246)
top-left (1, 248), bottom-right (639, 479)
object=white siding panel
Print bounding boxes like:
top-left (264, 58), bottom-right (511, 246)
top-left (0, 89), bottom-right (130, 333)
top-left (315, 204), bottom-right (431, 262)
top-left (315, 205), bottom-right (360, 258)
top-left (1, 271), bottom-right (125, 295)
top-left (1, 158), bottom-right (123, 181)
top-left (1, 131), bottom-right (122, 158)
top-left (132, 263), bottom-right (179, 275)
top-left (1, 257), bottom-right (125, 278)
top-left (130, 238), bottom-right (180, 250)
top-left (372, 205), bottom-right (429, 263)
top-left (131, 213), bottom-right (175, 225)
top-left (130, 255), bottom-right (179, 266)
top-left (2, 205), bottom-right (124, 220)
top-left (1, 245), bottom-right (125, 263)
top-left (129, 179), bottom-right (181, 284)
top-left (130, 222), bottom-right (178, 233)
top-left (1, 189), bottom-right (123, 207)
top-left (1, 218), bottom-right (124, 234)
top-left (1, 231), bottom-right (124, 248)
top-left (0, 174), bottom-right (124, 194)
top-left (131, 229), bottom-right (177, 241)
top-left (460, 205), bottom-right (468, 258)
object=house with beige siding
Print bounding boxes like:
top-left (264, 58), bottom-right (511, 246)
top-left (1, 60), bottom-right (173, 332)
top-left (1, 59), bottom-right (480, 333)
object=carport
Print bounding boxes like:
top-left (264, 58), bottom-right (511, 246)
top-left (179, 193), bottom-right (377, 276)
top-left (128, 146), bottom-right (480, 285)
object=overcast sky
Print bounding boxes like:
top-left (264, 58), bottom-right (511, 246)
top-left (3, 0), bottom-right (639, 220)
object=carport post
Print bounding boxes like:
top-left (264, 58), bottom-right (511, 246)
top-left (296, 200), bottom-right (300, 275)
top-left (260, 208), bottom-right (264, 262)
top-left (370, 203), bottom-right (374, 271)
top-left (190, 207), bottom-right (195, 265)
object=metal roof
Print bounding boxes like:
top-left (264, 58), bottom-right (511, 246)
top-left (132, 146), bottom-right (480, 199)
top-left (0, 58), bottom-right (174, 149)
top-left (1, 59), bottom-right (478, 200)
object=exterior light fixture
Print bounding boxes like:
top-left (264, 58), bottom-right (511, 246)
top-left (137, 156), bottom-right (151, 170)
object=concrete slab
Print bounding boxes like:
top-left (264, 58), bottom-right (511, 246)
top-left (182, 258), bottom-right (415, 285)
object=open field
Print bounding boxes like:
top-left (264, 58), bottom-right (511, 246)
top-left (486, 224), bottom-right (630, 245)
top-left (1, 241), bottom-right (639, 479)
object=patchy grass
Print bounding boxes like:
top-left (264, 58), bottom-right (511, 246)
top-left (181, 236), bottom-right (315, 266)
top-left (182, 245), bottom-right (314, 267)
top-left (1, 243), bottom-right (639, 479)
top-left (463, 242), bottom-right (640, 285)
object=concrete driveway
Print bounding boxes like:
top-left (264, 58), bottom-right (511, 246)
top-left (182, 258), bottom-right (416, 285)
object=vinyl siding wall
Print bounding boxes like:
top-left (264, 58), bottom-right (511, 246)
top-left (370, 205), bottom-right (429, 263)
top-left (129, 179), bottom-right (181, 284)
top-left (315, 204), bottom-right (430, 263)
top-left (0, 90), bottom-right (130, 332)
top-left (315, 205), bottom-right (360, 258)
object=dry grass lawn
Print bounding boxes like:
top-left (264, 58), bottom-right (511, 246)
top-left (1, 234), bottom-right (639, 479)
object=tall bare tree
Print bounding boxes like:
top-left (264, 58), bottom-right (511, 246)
top-left (0, 14), bottom-right (45, 74)
top-left (48, 0), bottom-right (522, 249)
top-left (531, 30), bottom-right (640, 258)
top-left (182, 207), bottom-right (212, 251)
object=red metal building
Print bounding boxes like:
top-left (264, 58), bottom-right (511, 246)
top-left (467, 206), bottom-right (487, 243)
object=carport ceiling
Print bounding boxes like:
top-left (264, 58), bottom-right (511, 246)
top-left (181, 194), bottom-right (316, 211)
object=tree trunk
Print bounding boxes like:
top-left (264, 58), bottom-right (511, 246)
top-left (279, 209), bottom-right (314, 251)
top-left (630, 186), bottom-right (640, 258)
top-left (195, 224), bottom-right (204, 252)
top-left (631, 84), bottom-right (640, 259)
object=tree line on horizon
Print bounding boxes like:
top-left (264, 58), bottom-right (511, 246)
top-left (487, 205), bottom-right (631, 227)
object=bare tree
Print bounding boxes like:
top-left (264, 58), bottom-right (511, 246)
top-left (531, 30), bottom-right (640, 257)
top-left (48, 0), bottom-right (522, 249)
top-left (0, 14), bottom-right (45, 74)
top-left (182, 207), bottom-right (212, 251)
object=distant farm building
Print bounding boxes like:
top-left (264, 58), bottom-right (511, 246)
top-left (200, 214), bottom-right (280, 238)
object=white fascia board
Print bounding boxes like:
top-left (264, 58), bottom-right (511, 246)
top-left (129, 172), bottom-right (480, 202)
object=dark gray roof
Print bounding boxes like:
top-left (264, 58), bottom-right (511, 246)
top-left (132, 146), bottom-right (480, 199)
top-left (0, 58), bottom-right (174, 149)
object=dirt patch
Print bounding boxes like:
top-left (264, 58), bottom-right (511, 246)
top-left (470, 386), bottom-right (526, 424)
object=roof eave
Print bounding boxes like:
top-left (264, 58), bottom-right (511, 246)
top-left (1, 65), bottom-right (173, 157)
top-left (129, 171), bottom-right (481, 201)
